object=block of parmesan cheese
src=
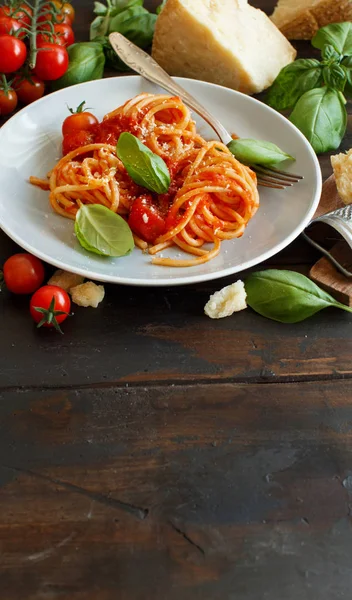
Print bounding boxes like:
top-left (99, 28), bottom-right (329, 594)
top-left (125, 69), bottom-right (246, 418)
top-left (152, 0), bottom-right (296, 95)
top-left (271, 0), bottom-right (352, 40)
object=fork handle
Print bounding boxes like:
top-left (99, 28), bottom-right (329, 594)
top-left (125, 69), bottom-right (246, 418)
top-left (109, 32), bottom-right (233, 146)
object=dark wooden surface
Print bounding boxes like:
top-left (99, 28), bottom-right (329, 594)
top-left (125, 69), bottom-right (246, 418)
top-left (1, 1), bottom-right (352, 599)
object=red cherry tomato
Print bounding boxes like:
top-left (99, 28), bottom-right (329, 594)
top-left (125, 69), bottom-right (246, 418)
top-left (62, 103), bottom-right (99, 136)
top-left (30, 285), bottom-right (71, 332)
top-left (38, 8), bottom-right (72, 26)
top-left (0, 16), bottom-right (25, 38)
top-left (37, 23), bottom-right (74, 47)
top-left (0, 35), bottom-right (27, 74)
top-left (62, 130), bottom-right (96, 156)
top-left (128, 195), bottom-right (166, 244)
top-left (33, 43), bottom-right (68, 81)
top-left (0, 3), bottom-right (32, 28)
top-left (0, 87), bottom-right (17, 116)
top-left (3, 253), bottom-right (45, 294)
top-left (13, 76), bottom-right (45, 105)
top-left (60, 2), bottom-right (75, 23)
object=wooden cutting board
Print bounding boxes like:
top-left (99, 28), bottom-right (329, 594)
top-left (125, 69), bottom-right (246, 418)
top-left (308, 175), bottom-right (352, 306)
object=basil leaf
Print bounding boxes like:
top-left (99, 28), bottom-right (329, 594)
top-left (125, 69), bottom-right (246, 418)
top-left (75, 204), bottom-right (135, 257)
top-left (75, 220), bottom-right (105, 256)
top-left (90, 0), bottom-right (143, 40)
top-left (289, 87), bottom-right (347, 154)
top-left (245, 270), bottom-right (352, 323)
top-left (321, 44), bottom-right (341, 63)
top-left (312, 22), bottom-right (352, 57)
top-left (323, 63), bottom-right (347, 91)
top-left (342, 56), bottom-right (352, 97)
top-left (266, 59), bottom-right (323, 111)
top-left (94, 35), bottom-right (131, 71)
top-left (108, 6), bottom-right (157, 49)
top-left (93, 1), bottom-right (108, 16)
top-left (117, 132), bottom-right (170, 194)
top-left (156, 0), bottom-right (166, 14)
top-left (227, 139), bottom-right (294, 168)
top-left (51, 43), bottom-right (105, 90)
top-left (110, 0), bottom-right (142, 14)
top-left (90, 14), bottom-right (110, 38)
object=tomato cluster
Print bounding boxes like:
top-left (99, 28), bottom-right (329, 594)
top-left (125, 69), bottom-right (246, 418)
top-left (2, 253), bottom-right (71, 333)
top-left (0, 1), bottom-right (75, 117)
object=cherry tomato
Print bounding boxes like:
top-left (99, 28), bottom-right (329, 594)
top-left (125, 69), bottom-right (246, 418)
top-left (50, 1), bottom-right (75, 23)
top-left (30, 285), bottom-right (71, 332)
top-left (0, 87), bottom-right (18, 116)
top-left (0, 35), bottom-right (27, 74)
top-left (33, 43), bottom-right (68, 81)
top-left (0, 16), bottom-right (25, 38)
top-left (0, 3), bottom-right (32, 28)
top-left (62, 103), bottom-right (99, 136)
top-left (37, 23), bottom-right (74, 47)
top-left (3, 253), bottom-right (45, 294)
top-left (38, 8), bottom-right (72, 26)
top-left (128, 195), bottom-right (166, 244)
top-left (13, 76), bottom-right (45, 105)
top-left (62, 130), bottom-right (96, 155)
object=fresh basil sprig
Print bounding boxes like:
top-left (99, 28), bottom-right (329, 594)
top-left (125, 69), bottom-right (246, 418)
top-left (266, 21), bottom-right (352, 154)
top-left (75, 204), bottom-right (135, 257)
top-left (90, 0), bottom-right (157, 71)
top-left (117, 132), bottom-right (171, 194)
top-left (108, 6), bottom-right (156, 49)
top-left (245, 270), bottom-right (352, 323)
top-left (289, 88), bottom-right (347, 155)
top-left (227, 139), bottom-right (294, 168)
top-left (51, 43), bottom-right (105, 90)
top-left (266, 59), bottom-right (323, 111)
top-left (312, 22), bottom-right (352, 57)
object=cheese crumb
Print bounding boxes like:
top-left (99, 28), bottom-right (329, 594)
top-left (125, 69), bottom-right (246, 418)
top-left (331, 149), bottom-right (352, 205)
top-left (71, 282), bottom-right (105, 308)
top-left (204, 280), bottom-right (247, 319)
top-left (48, 269), bottom-right (84, 292)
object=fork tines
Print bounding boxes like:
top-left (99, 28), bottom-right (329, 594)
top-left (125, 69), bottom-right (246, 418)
top-left (253, 165), bottom-right (303, 189)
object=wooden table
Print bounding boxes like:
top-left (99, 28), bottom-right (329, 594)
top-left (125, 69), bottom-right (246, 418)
top-left (1, 2), bottom-right (351, 598)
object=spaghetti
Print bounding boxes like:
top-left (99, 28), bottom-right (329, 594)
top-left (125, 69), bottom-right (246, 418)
top-left (31, 93), bottom-right (259, 267)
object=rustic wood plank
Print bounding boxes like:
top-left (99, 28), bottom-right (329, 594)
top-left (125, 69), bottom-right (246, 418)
top-left (0, 381), bottom-right (352, 599)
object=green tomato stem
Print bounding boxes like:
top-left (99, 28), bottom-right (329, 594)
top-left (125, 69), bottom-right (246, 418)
top-left (29, 0), bottom-right (43, 70)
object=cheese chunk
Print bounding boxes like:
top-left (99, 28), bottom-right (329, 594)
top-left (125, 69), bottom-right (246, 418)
top-left (271, 0), bottom-right (352, 40)
top-left (331, 149), bottom-right (352, 206)
top-left (205, 280), bottom-right (247, 319)
top-left (152, 0), bottom-right (296, 95)
top-left (48, 269), bottom-right (84, 292)
top-left (71, 282), bottom-right (105, 308)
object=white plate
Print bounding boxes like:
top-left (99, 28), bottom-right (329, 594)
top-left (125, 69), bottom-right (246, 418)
top-left (0, 76), bottom-right (322, 287)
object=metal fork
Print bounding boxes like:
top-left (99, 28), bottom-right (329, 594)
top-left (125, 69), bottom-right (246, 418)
top-left (109, 32), bottom-right (303, 190)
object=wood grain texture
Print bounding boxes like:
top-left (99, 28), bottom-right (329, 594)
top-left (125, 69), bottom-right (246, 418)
top-left (0, 1), bottom-right (352, 599)
top-left (1, 381), bottom-right (352, 600)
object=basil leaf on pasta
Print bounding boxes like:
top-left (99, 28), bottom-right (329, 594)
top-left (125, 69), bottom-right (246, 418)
top-left (75, 204), bottom-right (135, 257)
top-left (117, 132), bottom-right (171, 194)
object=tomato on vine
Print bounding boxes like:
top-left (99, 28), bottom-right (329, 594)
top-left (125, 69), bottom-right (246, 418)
top-left (0, 34), bottom-right (27, 74)
top-left (14, 75), bottom-right (45, 104)
top-left (30, 285), bottom-right (71, 333)
top-left (33, 43), bottom-right (69, 81)
top-left (37, 22), bottom-right (74, 47)
top-left (0, 3), bottom-right (32, 28)
top-left (0, 16), bottom-right (25, 38)
top-left (0, 74), bottom-right (18, 116)
top-left (38, 9), bottom-right (72, 26)
top-left (51, 1), bottom-right (75, 23)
